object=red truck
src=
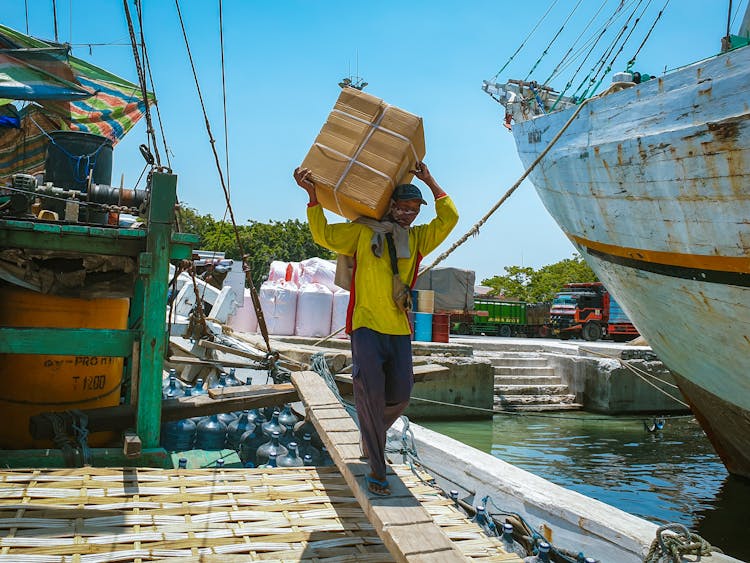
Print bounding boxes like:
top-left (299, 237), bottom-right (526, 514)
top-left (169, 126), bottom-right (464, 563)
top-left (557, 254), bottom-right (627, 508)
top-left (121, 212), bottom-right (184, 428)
top-left (549, 282), bottom-right (639, 342)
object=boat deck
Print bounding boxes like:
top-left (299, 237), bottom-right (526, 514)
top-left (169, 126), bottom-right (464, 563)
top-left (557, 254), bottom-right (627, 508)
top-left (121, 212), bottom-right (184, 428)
top-left (0, 465), bottom-right (518, 562)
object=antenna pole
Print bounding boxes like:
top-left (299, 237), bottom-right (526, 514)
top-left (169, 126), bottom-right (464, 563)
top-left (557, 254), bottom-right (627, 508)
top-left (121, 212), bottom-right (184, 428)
top-left (727, 0), bottom-right (733, 42)
top-left (52, 0), bottom-right (59, 42)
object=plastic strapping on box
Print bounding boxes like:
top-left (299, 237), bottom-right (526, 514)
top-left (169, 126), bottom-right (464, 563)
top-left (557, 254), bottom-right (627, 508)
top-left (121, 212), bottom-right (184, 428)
top-left (314, 104), bottom-right (420, 216)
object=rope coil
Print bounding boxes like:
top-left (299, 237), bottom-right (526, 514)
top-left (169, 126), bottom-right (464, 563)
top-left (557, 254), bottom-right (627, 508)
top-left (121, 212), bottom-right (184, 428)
top-left (643, 523), bottom-right (722, 563)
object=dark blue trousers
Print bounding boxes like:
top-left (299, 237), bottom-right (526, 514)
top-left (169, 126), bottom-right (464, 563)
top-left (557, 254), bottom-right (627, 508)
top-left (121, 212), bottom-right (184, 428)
top-left (350, 327), bottom-right (414, 480)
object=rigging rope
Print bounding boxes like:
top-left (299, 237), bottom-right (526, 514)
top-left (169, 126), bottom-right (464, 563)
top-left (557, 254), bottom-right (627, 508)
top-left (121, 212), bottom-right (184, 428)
top-left (523, 0), bottom-right (585, 82)
top-left (418, 96), bottom-right (592, 278)
top-left (590, 0), bottom-right (655, 96)
top-left (570, 0), bottom-right (638, 101)
top-left (135, 0), bottom-right (172, 169)
top-left (627, 0), bottom-right (670, 70)
top-left (196, 0), bottom-right (233, 316)
top-left (542, 0), bottom-right (609, 86)
top-left (490, 0), bottom-right (560, 82)
top-left (730, 0), bottom-right (745, 28)
top-left (219, 0), bottom-right (231, 199)
top-left (174, 0), bottom-right (276, 359)
top-left (551, 0), bottom-right (634, 108)
top-left (123, 0), bottom-right (161, 167)
top-left (578, 0), bottom-right (645, 99)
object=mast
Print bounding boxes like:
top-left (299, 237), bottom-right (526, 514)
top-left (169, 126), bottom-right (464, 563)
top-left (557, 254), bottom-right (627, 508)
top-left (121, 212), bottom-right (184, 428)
top-left (723, 0), bottom-right (750, 51)
top-left (740, 1), bottom-right (750, 38)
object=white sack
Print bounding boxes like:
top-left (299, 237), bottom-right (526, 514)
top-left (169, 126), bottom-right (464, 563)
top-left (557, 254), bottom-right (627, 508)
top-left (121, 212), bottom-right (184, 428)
top-left (295, 283), bottom-right (333, 338)
top-left (300, 257), bottom-right (337, 292)
top-left (259, 281), bottom-right (298, 336)
top-left (267, 261), bottom-right (302, 286)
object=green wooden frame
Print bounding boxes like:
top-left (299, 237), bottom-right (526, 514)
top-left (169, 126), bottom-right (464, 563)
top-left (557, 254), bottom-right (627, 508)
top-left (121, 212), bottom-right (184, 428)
top-left (0, 173), bottom-right (199, 464)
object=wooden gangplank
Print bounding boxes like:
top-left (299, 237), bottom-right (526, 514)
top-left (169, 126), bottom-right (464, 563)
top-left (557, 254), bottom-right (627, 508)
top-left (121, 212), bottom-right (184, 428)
top-left (291, 371), bottom-right (471, 562)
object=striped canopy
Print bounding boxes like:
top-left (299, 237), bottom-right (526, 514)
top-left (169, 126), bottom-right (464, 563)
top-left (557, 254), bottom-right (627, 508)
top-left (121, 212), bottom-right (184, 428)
top-left (0, 24), bottom-right (153, 182)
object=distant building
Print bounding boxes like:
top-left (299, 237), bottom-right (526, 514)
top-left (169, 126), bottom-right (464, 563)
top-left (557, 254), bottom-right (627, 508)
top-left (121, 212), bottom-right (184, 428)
top-left (474, 285), bottom-right (493, 297)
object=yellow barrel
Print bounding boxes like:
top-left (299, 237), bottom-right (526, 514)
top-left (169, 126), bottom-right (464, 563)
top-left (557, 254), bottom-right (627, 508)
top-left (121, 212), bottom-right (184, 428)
top-left (0, 285), bottom-right (129, 448)
top-left (416, 290), bottom-right (435, 314)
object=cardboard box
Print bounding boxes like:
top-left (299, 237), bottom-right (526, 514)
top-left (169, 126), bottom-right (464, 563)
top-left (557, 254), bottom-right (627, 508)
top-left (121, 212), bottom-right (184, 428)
top-left (301, 88), bottom-right (425, 220)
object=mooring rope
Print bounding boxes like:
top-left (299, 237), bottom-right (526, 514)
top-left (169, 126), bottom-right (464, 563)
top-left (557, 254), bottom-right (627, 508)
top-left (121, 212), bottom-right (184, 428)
top-left (174, 0), bottom-right (276, 359)
top-left (578, 347), bottom-right (689, 408)
top-left (643, 523), bottom-right (722, 563)
top-left (419, 95), bottom-right (592, 278)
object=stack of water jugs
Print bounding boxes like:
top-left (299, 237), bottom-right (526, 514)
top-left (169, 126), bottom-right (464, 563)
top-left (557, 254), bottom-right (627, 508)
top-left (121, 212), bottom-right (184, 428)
top-left (160, 368), bottom-right (334, 468)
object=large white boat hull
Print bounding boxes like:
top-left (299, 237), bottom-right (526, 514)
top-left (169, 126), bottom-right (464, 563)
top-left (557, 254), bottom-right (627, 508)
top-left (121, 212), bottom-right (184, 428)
top-left (511, 45), bottom-right (750, 477)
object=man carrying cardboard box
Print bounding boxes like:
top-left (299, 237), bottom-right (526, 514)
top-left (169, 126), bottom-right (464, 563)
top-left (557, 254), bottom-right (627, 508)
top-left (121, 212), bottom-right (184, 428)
top-left (294, 162), bottom-right (458, 496)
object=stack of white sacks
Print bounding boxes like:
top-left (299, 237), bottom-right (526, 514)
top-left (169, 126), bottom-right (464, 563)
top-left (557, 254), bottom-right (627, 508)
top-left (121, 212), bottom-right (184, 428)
top-left (227, 257), bottom-right (349, 338)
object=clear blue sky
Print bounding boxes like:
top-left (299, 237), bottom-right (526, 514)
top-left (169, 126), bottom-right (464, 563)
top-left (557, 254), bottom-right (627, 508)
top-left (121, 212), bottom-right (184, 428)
top-left (4, 1), bottom-right (747, 282)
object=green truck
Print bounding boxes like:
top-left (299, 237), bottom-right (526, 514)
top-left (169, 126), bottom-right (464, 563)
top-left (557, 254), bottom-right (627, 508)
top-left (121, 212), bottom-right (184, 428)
top-left (451, 299), bottom-right (551, 337)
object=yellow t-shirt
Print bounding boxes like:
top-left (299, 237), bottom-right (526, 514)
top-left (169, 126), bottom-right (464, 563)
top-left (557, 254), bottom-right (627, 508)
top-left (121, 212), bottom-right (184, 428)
top-left (307, 196), bottom-right (459, 335)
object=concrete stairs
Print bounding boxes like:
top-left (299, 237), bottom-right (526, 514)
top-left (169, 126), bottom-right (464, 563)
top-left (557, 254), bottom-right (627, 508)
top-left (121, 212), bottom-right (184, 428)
top-left (490, 353), bottom-right (582, 412)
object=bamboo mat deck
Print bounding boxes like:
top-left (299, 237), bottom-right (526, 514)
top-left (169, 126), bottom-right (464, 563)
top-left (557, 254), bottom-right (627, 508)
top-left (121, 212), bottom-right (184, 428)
top-left (0, 465), bottom-right (520, 562)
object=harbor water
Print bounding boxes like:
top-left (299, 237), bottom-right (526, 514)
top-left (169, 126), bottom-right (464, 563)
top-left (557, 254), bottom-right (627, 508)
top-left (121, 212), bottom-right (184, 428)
top-left (420, 412), bottom-right (750, 561)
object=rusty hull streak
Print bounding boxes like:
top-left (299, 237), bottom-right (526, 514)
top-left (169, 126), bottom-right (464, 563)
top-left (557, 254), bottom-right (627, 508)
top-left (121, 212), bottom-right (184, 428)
top-left (706, 118), bottom-right (741, 142)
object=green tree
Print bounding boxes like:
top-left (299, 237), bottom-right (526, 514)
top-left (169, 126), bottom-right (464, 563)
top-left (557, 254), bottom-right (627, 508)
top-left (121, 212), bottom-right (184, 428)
top-left (176, 206), bottom-right (217, 241)
top-left (178, 207), bottom-right (334, 288)
top-left (482, 254), bottom-right (597, 302)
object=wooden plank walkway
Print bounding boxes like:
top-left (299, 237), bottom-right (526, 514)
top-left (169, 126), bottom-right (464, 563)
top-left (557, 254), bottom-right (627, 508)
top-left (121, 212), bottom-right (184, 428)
top-left (0, 466), bottom-right (518, 562)
top-left (291, 371), bottom-right (510, 563)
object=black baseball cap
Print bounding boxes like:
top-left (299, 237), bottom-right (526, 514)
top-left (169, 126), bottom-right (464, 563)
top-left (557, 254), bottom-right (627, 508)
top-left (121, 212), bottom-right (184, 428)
top-left (393, 184), bottom-right (427, 205)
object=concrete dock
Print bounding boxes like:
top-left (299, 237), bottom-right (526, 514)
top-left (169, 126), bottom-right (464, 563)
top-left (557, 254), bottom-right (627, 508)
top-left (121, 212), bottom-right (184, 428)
top-left (271, 334), bottom-right (688, 416)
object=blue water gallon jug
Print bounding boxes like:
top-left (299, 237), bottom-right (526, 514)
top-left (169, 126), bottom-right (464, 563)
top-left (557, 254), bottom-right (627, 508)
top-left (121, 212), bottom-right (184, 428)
top-left (246, 409), bottom-right (262, 425)
top-left (263, 453), bottom-right (278, 468)
top-left (256, 431), bottom-right (288, 466)
top-left (162, 371), bottom-right (185, 399)
top-left (192, 378), bottom-right (208, 396)
top-left (217, 411), bottom-right (237, 429)
top-left (294, 420), bottom-right (317, 440)
top-left (160, 418), bottom-right (196, 452)
top-left (299, 433), bottom-right (321, 465)
top-left (225, 367), bottom-right (242, 387)
top-left (320, 446), bottom-right (335, 467)
top-left (278, 404), bottom-right (298, 432)
top-left (227, 411), bottom-right (253, 450)
top-left (524, 541), bottom-right (551, 563)
top-left (261, 411), bottom-right (286, 439)
top-left (238, 425), bottom-right (266, 467)
top-left (195, 414), bottom-right (227, 450)
top-left (277, 441), bottom-right (304, 467)
top-left (413, 312), bottom-right (433, 342)
top-left (502, 523), bottom-right (526, 557)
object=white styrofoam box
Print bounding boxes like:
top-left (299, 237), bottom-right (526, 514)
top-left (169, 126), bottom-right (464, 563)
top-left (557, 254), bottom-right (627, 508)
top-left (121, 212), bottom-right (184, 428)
top-left (331, 288), bottom-right (350, 338)
top-left (259, 280), bottom-right (298, 336)
top-left (222, 259), bottom-right (246, 304)
top-left (295, 283), bottom-right (333, 338)
top-left (227, 288), bottom-right (258, 333)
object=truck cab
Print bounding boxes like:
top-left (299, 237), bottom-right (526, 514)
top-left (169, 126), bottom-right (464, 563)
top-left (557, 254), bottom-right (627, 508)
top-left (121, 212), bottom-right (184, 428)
top-left (550, 283), bottom-right (605, 341)
top-left (549, 282), bottom-right (639, 342)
